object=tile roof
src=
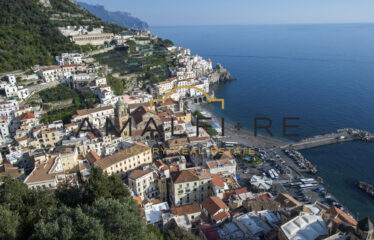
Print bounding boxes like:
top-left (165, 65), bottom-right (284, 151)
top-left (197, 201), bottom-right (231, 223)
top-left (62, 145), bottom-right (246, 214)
top-left (212, 211), bottom-right (230, 222)
top-left (129, 168), bottom-right (152, 179)
top-left (275, 193), bottom-right (302, 209)
top-left (171, 202), bottom-right (201, 216)
top-left (206, 159), bottom-right (233, 169)
top-left (201, 196), bottom-right (228, 216)
top-left (172, 168), bottom-right (211, 184)
top-left (211, 174), bottom-right (225, 188)
top-left (86, 151), bottom-right (100, 164)
top-left (326, 206), bottom-right (357, 226)
top-left (94, 143), bottom-right (150, 169)
top-left (20, 112), bottom-right (35, 121)
top-left (155, 160), bottom-right (169, 171)
top-left (24, 158), bottom-right (61, 184)
top-left (74, 105), bottom-right (113, 117)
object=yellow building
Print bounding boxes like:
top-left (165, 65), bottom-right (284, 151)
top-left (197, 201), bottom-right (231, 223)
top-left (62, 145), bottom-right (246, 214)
top-left (54, 146), bottom-right (79, 172)
top-left (94, 142), bottom-right (152, 179)
top-left (41, 128), bottom-right (62, 147)
top-left (171, 167), bottom-right (211, 206)
top-left (175, 111), bottom-right (191, 124)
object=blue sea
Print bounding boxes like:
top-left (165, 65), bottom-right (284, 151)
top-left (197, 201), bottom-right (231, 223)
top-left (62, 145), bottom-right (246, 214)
top-left (152, 24), bottom-right (374, 220)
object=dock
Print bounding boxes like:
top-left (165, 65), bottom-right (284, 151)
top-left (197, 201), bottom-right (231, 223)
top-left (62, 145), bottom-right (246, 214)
top-left (280, 128), bottom-right (374, 150)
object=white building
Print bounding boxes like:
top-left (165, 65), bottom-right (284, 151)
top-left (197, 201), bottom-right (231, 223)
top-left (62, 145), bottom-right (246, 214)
top-left (0, 100), bottom-right (19, 118)
top-left (6, 74), bottom-right (17, 85)
top-left (56, 53), bottom-right (82, 65)
top-left (250, 175), bottom-right (273, 191)
top-left (279, 213), bottom-right (328, 240)
top-left (128, 168), bottom-right (159, 200)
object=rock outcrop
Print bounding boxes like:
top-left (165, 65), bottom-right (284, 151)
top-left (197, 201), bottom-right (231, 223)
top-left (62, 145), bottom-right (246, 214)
top-left (209, 63), bottom-right (234, 84)
top-left (77, 2), bottom-right (149, 30)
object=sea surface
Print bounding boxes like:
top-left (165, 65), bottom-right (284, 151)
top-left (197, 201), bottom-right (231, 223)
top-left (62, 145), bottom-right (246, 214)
top-left (152, 24), bottom-right (374, 220)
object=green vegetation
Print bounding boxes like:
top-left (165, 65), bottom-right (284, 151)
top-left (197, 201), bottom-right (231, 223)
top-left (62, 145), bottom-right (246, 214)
top-left (192, 111), bottom-right (218, 136)
top-left (0, 0), bottom-right (126, 72)
top-left (39, 84), bottom-right (78, 103)
top-left (0, 0), bottom-right (79, 71)
top-left (241, 154), bottom-right (262, 165)
top-left (0, 168), bottom-right (196, 239)
top-left (0, 169), bottom-right (138, 239)
top-left (40, 86), bottom-right (99, 124)
top-left (107, 74), bottom-right (125, 96)
top-left (192, 110), bottom-right (205, 119)
top-left (94, 39), bottom-right (176, 87)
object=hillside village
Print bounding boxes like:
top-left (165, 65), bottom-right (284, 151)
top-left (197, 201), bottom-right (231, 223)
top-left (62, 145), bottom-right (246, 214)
top-left (0, 1), bottom-right (373, 240)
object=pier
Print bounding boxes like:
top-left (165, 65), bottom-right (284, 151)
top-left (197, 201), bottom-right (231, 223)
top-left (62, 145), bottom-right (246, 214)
top-left (280, 128), bottom-right (374, 150)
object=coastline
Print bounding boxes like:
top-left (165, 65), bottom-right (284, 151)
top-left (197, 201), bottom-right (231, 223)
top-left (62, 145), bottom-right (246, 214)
top-left (190, 104), bottom-right (289, 148)
top-left (190, 102), bottom-right (357, 219)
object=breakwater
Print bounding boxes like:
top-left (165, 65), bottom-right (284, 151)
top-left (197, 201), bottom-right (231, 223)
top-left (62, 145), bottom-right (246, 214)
top-left (281, 128), bottom-right (374, 151)
top-left (357, 181), bottom-right (374, 198)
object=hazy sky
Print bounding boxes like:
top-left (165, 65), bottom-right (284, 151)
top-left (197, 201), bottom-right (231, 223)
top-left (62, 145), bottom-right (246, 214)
top-left (79, 0), bottom-right (374, 26)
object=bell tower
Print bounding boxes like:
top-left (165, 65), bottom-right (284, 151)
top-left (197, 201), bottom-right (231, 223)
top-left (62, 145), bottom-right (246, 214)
top-left (115, 100), bottom-right (129, 138)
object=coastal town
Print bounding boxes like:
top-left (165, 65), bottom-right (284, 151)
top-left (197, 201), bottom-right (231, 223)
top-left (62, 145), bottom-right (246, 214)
top-left (1, 2), bottom-right (374, 240)
top-left (0, 21), bottom-right (373, 239)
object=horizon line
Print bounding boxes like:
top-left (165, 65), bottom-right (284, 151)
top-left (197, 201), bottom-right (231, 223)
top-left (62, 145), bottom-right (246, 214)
top-left (150, 21), bottom-right (374, 28)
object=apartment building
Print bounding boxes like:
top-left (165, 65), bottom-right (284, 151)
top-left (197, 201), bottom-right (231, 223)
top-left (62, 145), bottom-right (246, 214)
top-left (128, 168), bottom-right (159, 200)
top-left (171, 167), bottom-right (212, 206)
top-left (94, 143), bottom-right (152, 178)
top-left (72, 105), bottom-right (114, 129)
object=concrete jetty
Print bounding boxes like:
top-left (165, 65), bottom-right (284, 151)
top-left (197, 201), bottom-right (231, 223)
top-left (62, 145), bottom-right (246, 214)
top-left (280, 128), bottom-right (374, 150)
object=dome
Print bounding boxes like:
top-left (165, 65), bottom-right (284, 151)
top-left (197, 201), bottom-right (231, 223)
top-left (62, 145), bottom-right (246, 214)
top-left (115, 100), bottom-right (124, 106)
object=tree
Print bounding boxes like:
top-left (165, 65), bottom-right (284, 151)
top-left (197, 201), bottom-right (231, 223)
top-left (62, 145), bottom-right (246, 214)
top-left (83, 167), bottom-right (130, 204)
top-left (0, 176), bottom-right (29, 212)
top-left (84, 198), bottom-right (149, 240)
top-left (32, 205), bottom-right (105, 240)
top-left (165, 224), bottom-right (199, 240)
top-left (55, 184), bottom-right (83, 208)
top-left (163, 39), bottom-right (174, 47)
top-left (0, 205), bottom-right (20, 240)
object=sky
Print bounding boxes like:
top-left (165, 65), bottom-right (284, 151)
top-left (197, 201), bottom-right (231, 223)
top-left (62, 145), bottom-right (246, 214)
top-left (79, 0), bottom-right (374, 26)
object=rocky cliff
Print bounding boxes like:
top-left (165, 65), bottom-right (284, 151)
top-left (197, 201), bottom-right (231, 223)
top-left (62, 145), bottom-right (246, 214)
top-left (209, 63), bottom-right (235, 84)
top-left (77, 2), bottom-right (149, 30)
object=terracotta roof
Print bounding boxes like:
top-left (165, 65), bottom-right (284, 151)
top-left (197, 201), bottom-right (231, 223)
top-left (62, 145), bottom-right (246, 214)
top-left (155, 160), bottom-right (169, 171)
top-left (211, 174), bottom-right (224, 188)
top-left (94, 143), bottom-right (150, 169)
top-left (222, 190), bottom-right (234, 201)
top-left (74, 105), bottom-right (113, 117)
top-left (326, 206), bottom-right (357, 226)
top-left (20, 112), bottom-right (35, 121)
top-left (172, 168), bottom-right (211, 184)
top-left (245, 198), bottom-right (281, 212)
top-left (235, 187), bottom-right (248, 195)
top-left (201, 196), bottom-right (228, 216)
top-left (212, 211), bottom-right (230, 222)
top-left (0, 163), bottom-right (23, 178)
top-left (160, 98), bottom-right (177, 106)
top-left (24, 157), bottom-right (62, 184)
top-left (15, 136), bottom-right (28, 142)
top-left (41, 127), bottom-right (57, 134)
top-left (258, 193), bottom-right (271, 199)
top-left (129, 168), bottom-right (152, 179)
top-left (275, 193), bottom-right (302, 209)
top-left (171, 202), bottom-right (200, 216)
top-left (206, 159), bottom-right (233, 169)
top-left (86, 151), bottom-right (100, 164)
